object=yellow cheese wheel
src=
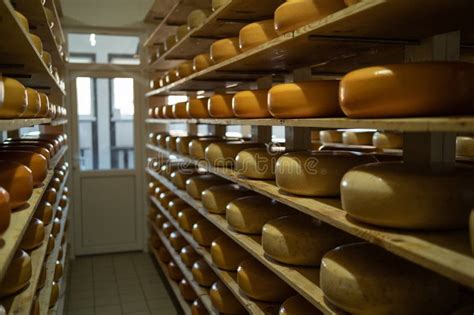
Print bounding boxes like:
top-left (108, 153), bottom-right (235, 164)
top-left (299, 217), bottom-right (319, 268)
top-left (210, 281), bottom-right (246, 314)
top-left (232, 89), bottom-right (271, 118)
top-left (15, 10), bottom-right (29, 32)
top-left (55, 206), bottom-right (65, 219)
top-left (276, 151), bottom-right (376, 196)
top-left (53, 260), bottom-right (63, 281)
top-left (340, 62), bottom-right (474, 118)
top-left (29, 33), bottom-right (44, 55)
top-left (159, 191), bottom-right (177, 208)
top-left (167, 261), bottom-right (183, 281)
top-left (262, 214), bottom-right (355, 266)
top-left (156, 133), bottom-right (170, 148)
top-left (186, 174), bottom-right (228, 199)
top-left (20, 218), bottom-right (45, 250)
top-left (46, 234), bottom-right (54, 256)
top-left (42, 51), bottom-right (52, 70)
top-left (470, 209), bottom-right (474, 255)
top-left (166, 135), bottom-right (179, 152)
top-left (49, 177), bottom-right (61, 191)
top-left (173, 101), bottom-right (189, 118)
top-left (0, 250), bottom-right (32, 298)
top-left (175, 136), bottom-right (200, 155)
top-left (192, 219), bottom-right (222, 247)
top-left (158, 246), bottom-right (171, 263)
top-left (49, 281), bottom-right (59, 308)
top-left (150, 232), bottom-right (162, 249)
top-left (164, 70), bottom-right (179, 84)
top-left (205, 142), bottom-right (264, 167)
top-left (155, 213), bottom-right (167, 228)
top-left (187, 98), bottom-right (211, 118)
top-left (192, 259), bottom-right (218, 287)
top-left (165, 35), bottom-right (178, 51)
top-left (201, 184), bottom-right (251, 214)
top-left (0, 187), bottom-right (10, 233)
top-left (237, 258), bottom-right (294, 302)
top-left (169, 231), bottom-right (187, 251)
top-left (274, 0), bottom-right (346, 35)
top-left (456, 137), bottom-right (474, 157)
top-left (168, 198), bottom-right (190, 219)
top-left (192, 299), bottom-right (210, 315)
top-left (193, 54), bottom-right (213, 72)
top-left (279, 295), bottom-right (322, 315)
top-left (208, 94), bottom-right (234, 118)
top-left (148, 181), bottom-right (165, 195)
top-left (38, 93), bottom-right (50, 117)
top-left (235, 147), bottom-right (284, 179)
top-left (320, 243), bottom-right (459, 314)
top-left (162, 221), bottom-right (176, 237)
top-left (188, 137), bottom-right (226, 159)
top-left (372, 132), bottom-right (403, 149)
top-left (210, 235), bottom-right (250, 271)
top-left (341, 162), bottom-right (474, 229)
top-left (178, 208), bottom-right (202, 232)
top-left (212, 0), bottom-right (230, 11)
top-left (1, 77), bottom-right (27, 118)
top-left (161, 162), bottom-right (193, 179)
top-left (179, 278), bottom-right (197, 301)
top-left (239, 20), bottom-right (278, 51)
top-left (51, 217), bottom-right (61, 237)
top-left (23, 88), bottom-right (41, 118)
top-left (226, 195), bottom-right (294, 234)
top-left (177, 61), bottom-right (194, 78)
top-left (180, 245), bottom-right (201, 267)
top-left (37, 263), bottom-right (47, 290)
top-left (0, 161), bottom-right (34, 209)
top-left (342, 130), bottom-right (374, 145)
top-left (210, 38), bottom-right (240, 63)
top-left (176, 25), bottom-right (190, 41)
top-left (268, 81), bottom-right (342, 118)
top-left (187, 9), bottom-right (212, 29)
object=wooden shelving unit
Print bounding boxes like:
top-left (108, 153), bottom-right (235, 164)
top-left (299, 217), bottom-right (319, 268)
top-left (0, 118), bottom-right (51, 132)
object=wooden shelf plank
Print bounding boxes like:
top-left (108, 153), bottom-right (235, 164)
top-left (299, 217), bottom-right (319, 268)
top-left (0, 118), bottom-right (51, 132)
top-left (47, 119), bottom-right (68, 126)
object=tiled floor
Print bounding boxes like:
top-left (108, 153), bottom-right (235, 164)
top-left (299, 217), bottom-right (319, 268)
top-left (65, 252), bottom-right (180, 315)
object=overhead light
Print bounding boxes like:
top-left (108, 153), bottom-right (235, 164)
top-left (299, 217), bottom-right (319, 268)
top-left (89, 33), bottom-right (96, 47)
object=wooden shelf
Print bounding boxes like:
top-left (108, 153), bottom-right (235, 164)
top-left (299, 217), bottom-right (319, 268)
top-left (0, 118), bottom-right (51, 131)
top-left (47, 119), bottom-right (68, 126)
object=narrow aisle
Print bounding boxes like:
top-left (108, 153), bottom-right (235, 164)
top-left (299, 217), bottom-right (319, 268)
top-left (65, 252), bottom-right (179, 315)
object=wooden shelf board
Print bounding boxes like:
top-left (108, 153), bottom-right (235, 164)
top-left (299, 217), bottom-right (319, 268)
top-left (0, 118), bottom-right (51, 132)
top-left (47, 119), bottom-right (68, 126)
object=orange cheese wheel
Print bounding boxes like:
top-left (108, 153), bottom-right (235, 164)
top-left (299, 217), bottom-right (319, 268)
top-left (162, 221), bottom-right (176, 237)
top-left (193, 54), bottom-right (213, 72)
top-left (188, 138), bottom-right (227, 159)
top-left (20, 218), bottom-right (45, 250)
top-left (342, 131), bottom-right (374, 145)
top-left (59, 195), bottom-right (68, 208)
top-left (166, 135), bottom-right (179, 152)
top-left (187, 98), bottom-right (210, 118)
top-left (163, 104), bottom-right (175, 118)
top-left (1, 77), bottom-right (27, 118)
top-left (192, 259), bottom-right (218, 287)
top-left (192, 219), bottom-right (222, 247)
top-left (232, 89), bottom-right (271, 118)
top-left (155, 212), bottom-right (167, 227)
top-left (239, 20), bottom-right (278, 51)
top-left (211, 235), bottom-right (250, 271)
top-left (201, 184), bottom-right (251, 214)
top-left (175, 136), bottom-right (200, 156)
top-left (178, 61), bottom-right (194, 78)
top-left (158, 246), bottom-right (171, 263)
top-left (156, 133), bottom-right (169, 148)
top-left (44, 187), bottom-right (57, 205)
top-left (54, 170), bottom-right (65, 181)
top-left (180, 245), bottom-right (201, 267)
top-left (49, 281), bottom-right (59, 308)
top-left (159, 191), bottom-right (177, 208)
top-left (53, 260), bottom-right (63, 281)
top-left (186, 174), bottom-right (228, 199)
top-left (205, 142), bottom-right (264, 167)
top-left (210, 281), bottom-right (246, 314)
top-left (173, 101), bottom-right (189, 118)
top-left (268, 81), bottom-right (342, 118)
top-left (176, 25), bottom-right (190, 41)
top-left (46, 234), bottom-right (55, 256)
top-left (178, 208), bottom-right (202, 232)
top-left (192, 299), bottom-right (210, 315)
top-left (279, 295), bottom-right (322, 315)
top-left (0, 161), bottom-right (33, 209)
top-left (49, 177), bottom-right (61, 191)
top-left (210, 38), bottom-right (240, 63)
top-left (51, 217), bottom-right (61, 237)
top-left (179, 279), bottom-right (197, 301)
top-left (168, 198), bottom-right (190, 219)
top-left (4, 139), bottom-right (54, 155)
top-left (0, 250), bottom-right (32, 298)
top-left (38, 93), bottom-right (50, 117)
top-left (340, 62), bottom-right (474, 118)
top-left (24, 88), bottom-right (41, 117)
top-left (208, 94), bottom-right (234, 118)
top-left (169, 231), bottom-right (187, 251)
top-left (372, 132), bottom-right (403, 149)
top-left (167, 261), bottom-right (183, 281)
top-left (0, 145), bottom-right (51, 161)
top-left (0, 187), bottom-right (11, 233)
top-left (235, 147), bottom-right (284, 179)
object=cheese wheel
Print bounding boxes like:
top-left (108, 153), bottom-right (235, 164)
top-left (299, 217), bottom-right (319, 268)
top-left (46, 234), bottom-right (54, 256)
top-left (187, 98), bottom-right (211, 118)
top-left (34, 201), bottom-right (53, 225)
top-left (156, 133), bottom-right (170, 148)
top-left (186, 174), bottom-right (228, 199)
top-left (232, 89), bottom-right (271, 118)
top-left (210, 281), bottom-right (246, 314)
top-left (340, 62), bottom-right (474, 118)
top-left (180, 245), bottom-right (201, 267)
top-left (155, 213), bottom-right (167, 228)
top-left (166, 135), bottom-right (179, 151)
top-left (263, 214), bottom-right (355, 266)
top-left (38, 93), bottom-right (50, 117)
top-left (178, 61), bottom-right (194, 78)
top-left (162, 221), bottom-right (176, 237)
top-left (187, 9), bottom-right (211, 29)
top-left (0, 187), bottom-right (10, 233)
top-left (341, 162), bottom-right (474, 229)
top-left (4, 139), bottom-right (54, 155)
top-left (208, 94), bottom-right (234, 118)
top-left (0, 151), bottom-right (50, 187)
top-left (193, 54), bottom-right (213, 72)
top-left (175, 136), bottom-right (200, 155)
top-left (189, 137), bottom-right (227, 159)
top-left (42, 51), bottom-right (52, 70)
top-left (235, 147), bottom-right (284, 179)
top-left (280, 295), bottom-right (322, 315)
top-left (55, 206), bottom-right (64, 219)
top-left (150, 232), bottom-right (162, 249)
top-left (0, 161), bottom-right (34, 209)
top-left (29, 33), bottom-right (44, 56)
top-left (51, 217), bottom-right (61, 237)
top-left (168, 199), bottom-right (190, 219)
top-left (179, 279), bottom-right (197, 301)
top-left (268, 81), bottom-right (342, 118)
top-left (53, 260), bottom-right (63, 281)
top-left (62, 186), bottom-right (69, 196)
top-left (210, 38), bottom-right (240, 63)
top-left (61, 232), bottom-right (67, 245)
top-left (49, 177), bottom-right (61, 191)
top-left (276, 151), bottom-right (376, 196)
top-left (456, 137), bottom-right (474, 157)
top-left (54, 170), bottom-right (65, 181)
top-left (226, 195), bottom-right (294, 234)
top-left (470, 209), bottom-right (474, 255)
top-left (0, 250), bottom-right (32, 298)
top-left (23, 88), bottom-right (41, 117)
top-left (165, 35), bottom-right (178, 51)
top-left (192, 259), bottom-right (218, 287)
top-left (160, 162), bottom-right (192, 179)
top-left (173, 101), bottom-right (189, 118)
top-left (342, 131), bottom-right (374, 145)
top-left (205, 142), bottom-right (264, 167)
top-left (158, 246), bottom-right (171, 263)
top-left (169, 231), bottom-right (187, 251)
top-left (165, 70), bottom-right (180, 85)
top-left (1, 77), bottom-right (27, 118)
top-left (211, 235), bottom-right (250, 271)
top-left (178, 208), bottom-right (202, 232)
top-left (167, 261), bottom-right (183, 281)
top-left (0, 145), bottom-right (51, 162)
top-left (237, 258), bottom-right (294, 302)
top-left (15, 10), bottom-right (29, 32)
top-left (274, 0), bottom-right (346, 35)
top-left (201, 184), bottom-right (251, 214)
top-left (176, 25), bottom-right (190, 41)
top-left (320, 243), bottom-right (459, 314)
top-left (37, 263), bottom-right (47, 290)
top-left (49, 281), bottom-right (59, 308)
top-left (59, 195), bottom-right (68, 208)
top-left (192, 299), bottom-right (209, 315)
top-left (148, 181), bottom-right (165, 195)
top-left (239, 20), bottom-right (278, 51)
top-left (20, 218), bottom-right (45, 250)
top-left (192, 219), bottom-right (222, 247)
top-left (372, 132), bottom-right (403, 149)
top-left (159, 191), bottom-right (177, 208)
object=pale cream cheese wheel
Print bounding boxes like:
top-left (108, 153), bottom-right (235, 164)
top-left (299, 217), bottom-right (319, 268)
top-left (192, 259), bottom-right (218, 287)
top-left (178, 208), bottom-right (202, 232)
top-left (320, 243), bottom-right (459, 314)
top-left (208, 94), bottom-right (234, 118)
top-left (211, 235), bottom-right (250, 271)
top-left (237, 258), bottom-right (294, 302)
top-left (193, 54), bottom-right (213, 72)
top-left (262, 214), bottom-right (356, 266)
top-left (239, 20), bottom-right (278, 51)
top-left (186, 174), bottom-right (228, 199)
top-left (189, 137), bottom-right (227, 159)
top-left (180, 245), bottom-right (201, 267)
top-left (187, 98), bottom-right (211, 118)
top-left (276, 151), bottom-right (377, 196)
top-left (226, 195), bottom-right (294, 234)
top-left (342, 130), bottom-right (374, 145)
top-left (0, 250), bottom-right (32, 298)
top-left (158, 246), bottom-right (171, 263)
top-left (179, 278), bottom-right (197, 301)
top-left (168, 198), bottom-right (190, 219)
top-left (169, 230), bottom-right (187, 251)
top-left (456, 137), bottom-right (474, 157)
top-left (279, 295), bottom-right (322, 315)
top-left (235, 147), bottom-right (284, 179)
top-left (167, 261), bottom-right (183, 281)
top-left (20, 218), bottom-right (45, 250)
top-left (201, 184), bottom-right (251, 214)
top-left (210, 281), bottom-right (247, 314)
top-left (232, 89), bottom-right (271, 118)
top-left (268, 81), bottom-right (342, 118)
top-left (187, 9), bottom-right (212, 29)
top-left (210, 37), bottom-right (240, 63)
top-left (171, 167), bottom-right (201, 189)
top-left (372, 131), bottom-right (403, 149)
top-left (205, 142), bottom-right (264, 167)
top-left (341, 162), bottom-right (474, 229)
top-left (192, 219), bottom-right (222, 247)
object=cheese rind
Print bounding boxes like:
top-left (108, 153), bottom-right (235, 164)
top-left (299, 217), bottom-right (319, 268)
top-left (192, 259), bottom-right (218, 287)
top-left (279, 295), bottom-right (322, 315)
top-left (235, 147), bottom-right (283, 179)
top-left (0, 161), bottom-right (34, 209)
top-left (193, 54), bottom-right (213, 72)
top-left (232, 89), bottom-right (271, 118)
top-left (186, 174), bottom-right (228, 199)
top-left (24, 88), bottom-right (41, 117)
top-left (29, 33), bottom-right (44, 55)
top-left (20, 218), bottom-right (45, 250)
top-left (201, 184), bottom-right (251, 214)
top-left (239, 20), bottom-right (278, 51)
top-left (180, 245), bottom-right (201, 267)
top-left (372, 132), bottom-right (403, 149)
top-left (205, 142), bottom-right (264, 167)
top-left (211, 235), bottom-right (250, 271)
top-left (176, 136), bottom-right (200, 155)
top-left (210, 281), bottom-right (247, 314)
top-left (187, 9), bottom-right (212, 29)
top-left (1, 77), bottom-right (27, 118)
top-left (187, 98), bottom-right (210, 118)
top-left (178, 208), bottom-right (202, 232)
top-left (192, 219), bottom-right (222, 247)
top-left (208, 94), bottom-right (235, 118)
top-left (210, 38), bottom-right (240, 63)
top-left (0, 250), bottom-right (32, 297)
top-left (179, 279), bottom-right (197, 301)
top-left (15, 11), bottom-right (29, 32)
top-left (172, 102), bottom-right (188, 118)
top-left (189, 137), bottom-right (226, 159)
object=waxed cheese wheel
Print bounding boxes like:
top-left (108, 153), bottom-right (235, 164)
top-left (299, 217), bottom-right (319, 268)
top-left (235, 147), bottom-right (284, 179)
top-left (211, 235), bottom-right (250, 271)
top-left (0, 145), bottom-right (51, 162)
top-left (193, 54), bottom-right (213, 72)
top-left (180, 245), bottom-right (201, 267)
top-left (192, 259), bottom-right (218, 287)
top-left (165, 35), bottom-right (178, 51)
top-left (53, 260), bottom-right (63, 281)
top-left (262, 214), bottom-right (356, 266)
top-left (158, 246), bottom-right (171, 263)
top-left (173, 101), bottom-right (188, 118)
top-left (177, 61), bottom-right (194, 78)
top-left (34, 201), bottom-right (53, 225)
top-left (176, 25), bottom-right (190, 41)
top-left (205, 142), bottom-right (264, 167)
top-left (187, 9), bottom-right (212, 29)
top-left (179, 279), bottom-right (197, 301)
top-left (163, 104), bottom-right (175, 118)
top-left (342, 130), bottom-right (374, 145)
top-left (29, 33), bottom-right (44, 56)
top-left (276, 151), bottom-right (377, 196)
top-left (279, 295), bottom-right (322, 315)
top-left (167, 261), bottom-right (183, 281)
top-left (372, 131), bottom-right (403, 149)
top-left (210, 281), bottom-right (246, 314)
top-left (210, 38), bottom-right (240, 63)
top-left (187, 98), bottom-right (211, 118)
top-left (232, 89), bottom-right (271, 118)
top-left (189, 138), bottom-right (227, 159)
top-left (192, 219), bottom-right (222, 247)
top-left (201, 184), bottom-right (251, 214)
top-left (341, 162), bottom-right (474, 229)
top-left (20, 218), bottom-right (45, 250)
top-left (168, 198), bottom-right (190, 219)
top-left (0, 187), bottom-right (10, 234)
top-left (0, 161), bottom-right (33, 209)
top-left (24, 88), bottom-right (41, 117)
top-left (162, 221), bottom-right (176, 237)
top-left (274, 0), bottom-right (346, 35)
top-left (175, 136), bottom-right (200, 156)
top-left (186, 174), bottom-right (228, 199)
top-left (320, 243), bottom-right (459, 314)
top-left (456, 137), bottom-right (474, 157)
top-left (15, 10), bottom-right (29, 32)
top-left (49, 281), bottom-right (59, 308)
top-left (340, 62), bottom-right (474, 118)
top-left (59, 195), bottom-right (68, 208)
top-left (226, 195), bottom-right (294, 234)
top-left (0, 250), bottom-right (32, 298)
top-left (159, 191), bottom-right (177, 208)
top-left (268, 81), bottom-right (341, 118)
top-left (51, 217), bottom-right (61, 237)
top-left (237, 258), bottom-right (294, 302)
top-left (156, 133), bottom-right (169, 148)
top-left (178, 208), bottom-right (202, 232)
top-left (166, 135), bottom-right (179, 152)
top-left (1, 77), bottom-right (27, 118)
top-left (192, 299), bottom-right (209, 315)
top-left (208, 94), bottom-right (234, 118)
top-left (169, 231), bottom-right (187, 251)
top-left (239, 20), bottom-right (278, 51)
top-left (155, 213), bottom-right (167, 228)
top-left (150, 232), bottom-right (162, 249)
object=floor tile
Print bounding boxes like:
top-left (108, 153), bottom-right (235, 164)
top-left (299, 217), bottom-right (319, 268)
top-left (121, 301), bottom-right (149, 313)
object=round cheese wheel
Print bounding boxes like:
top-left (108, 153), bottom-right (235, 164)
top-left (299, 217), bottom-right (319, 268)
top-left (49, 281), bottom-right (59, 308)
top-left (150, 232), bottom-right (162, 249)
top-left (237, 258), bottom-right (294, 302)
top-left (156, 133), bottom-right (170, 148)
top-left (167, 261), bottom-right (183, 281)
top-left (193, 54), bottom-right (213, 72)
top-left (29, 33), bottom-right (44, 55)
top-left (276, 151), bottom-right (376, 196)
top-left (342, 162), bottom-right (474, 229)
top-left (168, 199), bottom-right (190, 219)
top-left (210, 235), bottom-right (250, 271)
top-left (166, 135), bottom-right (179, 151)
top-left (158, 246), bottom-right (171, 263)
top-left (205, 142), bottom-right (264, 167)
top-left (163, 104), bottom-right (175, 118)
top-left (159, 191), bottom-right (177, 208)
top-left (42, 51), bottom-right (52, 70)
top-left (201, 184), bottom-right (251, 214)
top-left (239, 20), bottom-right (278, 51)
top-left (178, 61), bottom-right (194, 78)
top-left (372, 132), bottom-right (403, 149)
top-left (0, 187), bottom-right (11, 233)
top-left (186, 174), bottom-right (228, 199)
top-left (187, 98), bottom-right (211, 118)
top-left (268, 81), bottom-right (341, 118)
top-left (1, 77), bottom-right (27, 118)
top-left (320, 243), bottom-right (459, 314)
top-left (0, 250), bottom-right (32, 298)
top-left (55, 206), bottom-right (64, 219)
top-left (155, 213), bottom-right (167, 228)
top-left (226, 195), bottom-right (294, 234)
top-left (191, 299), bottom-right (209, 315)
top-left (192, 259), bottom-right (218, 287)
top-left (279, 295), bottom-right (322, 315)
top-left (148, 181), bottom-right (165, 195)
top-left (51, 217), bottom-right (61, 237)
top-left (37, 263), bottom-right (47, 290)
top-left (340, 62), bottom-right (474, 118)
top-left (61, 232), bottom-right (67, 245)
top-left (54, 170), bottom-right (65, 181)
top-left (342, 131), bottom-right (374, 145)
top-left (46, 234), bottom-right (54, 256)
top-left (176, 25), bottom-right (190, 41)
top-left (37, 93), bottom-right (50, 117)
top-left (35, 201), bottom-right (52, 225)
top-left (189, 137), bottom-right (226, 159)
top-left (274, 0), bottom-right (346, 35)
top-left (178, 208), bottom-right (202, 232)
top-left (0, 161), bottom-right (33, 209)
top-left (44, 187), bottom-right (58, 206)
top-left (179, 278), bottom-right (197, 301)
top-left (456, 137), bottom-right (474, 157)
top-left (210, 281), bottom-right (246, 314)
top-left (169, 231), bottom-right (187, 251)
top-left (49, 177), bottom-right (61, 191)
top-left (20, 218), bottom-right (45, 250)
top-left (62, 186), bottom-right (69, 196)
top-left (180, 245), bottom-right (201, 267)
top-left (187, 9), bottom-right (211, 29)
top-left (470, 209), bottom-right (474, 255)
top-left (208, 94), bottom-right (234, 118)
top-left (59, 195), bottom-right (68, 208)
top-left (0, 145), bottom-right (51, 161)
top-left (162, 221), bottom-right (176, 237)
top-left (4, 139), bottom-right (54, 155)
top-left (232, 89), bottom-right (271, 118)
top-left (173, 101), bottom-right (189, 118)
top-left (235, 147), bottom-right (284, 179)
top-left (53, 260), bottom-right (63, 281)
top-left (262, 214), bottom-right (356, 266)
top-left (15, 10), bottom-right (29, 32)
top-left (165, 35), bottom-right (178, 51)
top-left (23, 88), bottom-right (41, 117)
top-left (192, 219), bottom-right (222, 247)
top-left (210, 38), bottom-right (240, 63)
top-left (161, 162), bottom-right (194, 179)
top-left (176, 136), bottom-right (200, 155)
